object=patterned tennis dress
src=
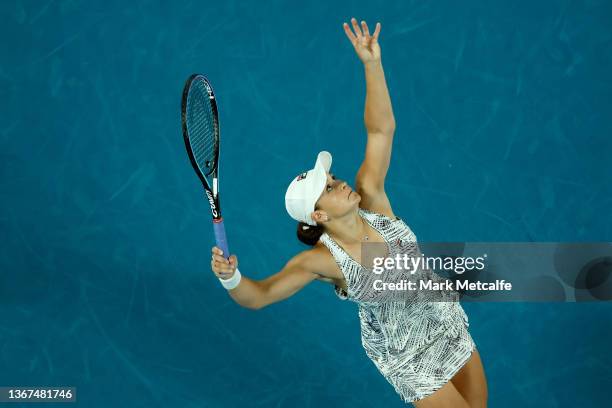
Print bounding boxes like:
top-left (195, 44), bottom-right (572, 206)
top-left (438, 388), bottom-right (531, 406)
top-left (319, 208), bottom-right (476, 404)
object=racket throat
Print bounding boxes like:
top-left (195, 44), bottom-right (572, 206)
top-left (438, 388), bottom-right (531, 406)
top-left (207, 177), bottom-right (222, 220)
top-left (205, 189), bottom-right (221, 219)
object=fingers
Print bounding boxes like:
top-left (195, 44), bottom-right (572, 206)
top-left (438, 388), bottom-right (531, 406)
top-left (350, 17), bottom-right (363, 39)
top-left (211, 258), bottom-right (234, 277)
top-left (342, 22), bottom-right (357, 45)
top-left (361, 21), bottom-right (370, 38)
top-left (211, 246), bottom-right (236, 279)
top-left (343, 18), bottom-right (381, 45)
top-left (228, 254), bottom-right (237, 264)
top-left (212, 253), bottom-right (228, 265)
top-left (372, 22), bottom-right (381, 42)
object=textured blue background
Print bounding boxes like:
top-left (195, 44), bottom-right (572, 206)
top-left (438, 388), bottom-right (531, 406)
top-left (1, 0), bottom-right (612, 407)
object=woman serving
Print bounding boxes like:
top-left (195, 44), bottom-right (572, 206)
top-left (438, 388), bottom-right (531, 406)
top-left (211, 18), bottom-right (488, 407)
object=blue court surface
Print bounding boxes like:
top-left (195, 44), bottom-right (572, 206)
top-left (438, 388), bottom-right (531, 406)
top-left (1, 1), bottom-right (611, 407)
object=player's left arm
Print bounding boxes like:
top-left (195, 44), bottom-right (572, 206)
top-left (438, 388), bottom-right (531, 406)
top-left (343, 18), bottom-right (396, 218)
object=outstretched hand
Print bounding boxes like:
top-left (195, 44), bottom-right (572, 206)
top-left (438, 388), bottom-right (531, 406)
top-left (342, 18), bottom-right (382, 64)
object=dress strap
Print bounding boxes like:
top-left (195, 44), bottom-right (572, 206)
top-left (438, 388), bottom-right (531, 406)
top-left (319, 233), bottom-right (352, 300)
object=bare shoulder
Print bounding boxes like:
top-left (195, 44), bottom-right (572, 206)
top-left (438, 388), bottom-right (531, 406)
top-left (292, 243), bottom-right (343, 282)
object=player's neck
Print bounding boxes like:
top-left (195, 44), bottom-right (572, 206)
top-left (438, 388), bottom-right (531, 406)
top-left (325, 211), bottom-right (367, 246)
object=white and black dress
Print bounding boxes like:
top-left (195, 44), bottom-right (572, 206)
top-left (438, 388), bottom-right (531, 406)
top-left (319, 208), bottom-right (476, 403)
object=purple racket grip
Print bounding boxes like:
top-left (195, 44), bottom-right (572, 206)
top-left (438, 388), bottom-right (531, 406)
top-left (213, 219), bottom-right (230, 259)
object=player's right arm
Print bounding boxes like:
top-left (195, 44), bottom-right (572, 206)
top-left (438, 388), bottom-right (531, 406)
top-left (211, 246), bottom-right (327, 310)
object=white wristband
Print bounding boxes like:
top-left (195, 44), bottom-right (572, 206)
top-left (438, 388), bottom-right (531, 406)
top-left (219, 268), bottom-right (242, 290)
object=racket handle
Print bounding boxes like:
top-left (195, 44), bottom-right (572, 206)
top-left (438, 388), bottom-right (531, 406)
top-left (213, 219), bottom-right (230, 259)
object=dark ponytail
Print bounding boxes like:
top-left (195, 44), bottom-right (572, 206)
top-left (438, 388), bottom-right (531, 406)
top-left (297, 222), bottom-right (324, 246)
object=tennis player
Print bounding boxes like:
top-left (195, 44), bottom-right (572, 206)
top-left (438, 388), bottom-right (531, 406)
top-left (211, 18), bottom-right (488, 407)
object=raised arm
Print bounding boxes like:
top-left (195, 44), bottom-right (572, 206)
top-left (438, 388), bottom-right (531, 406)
top-left (211, 247), bottom-right (323, 310)
top-left (343, 18), bottom-right (396, 217)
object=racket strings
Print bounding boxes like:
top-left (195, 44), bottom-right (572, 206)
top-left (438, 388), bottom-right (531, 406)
top-left (186, 82), bottom-right (218, 176)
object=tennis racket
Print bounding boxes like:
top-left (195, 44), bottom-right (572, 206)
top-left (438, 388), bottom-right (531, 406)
top-left (181, 74), bottom-right (229, 259)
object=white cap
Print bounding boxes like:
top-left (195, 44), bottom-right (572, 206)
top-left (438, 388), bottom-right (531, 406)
top-left (285, 151), bottom-right (332, 226)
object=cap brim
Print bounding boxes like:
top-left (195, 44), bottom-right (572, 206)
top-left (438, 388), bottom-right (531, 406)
top-left (314, 151), bottom-right (332, 173)
top-left (307, 151), bottom-right (333, 221)
top-left (309, 163), bottom-right (328, 211)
